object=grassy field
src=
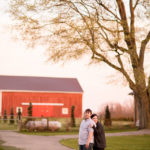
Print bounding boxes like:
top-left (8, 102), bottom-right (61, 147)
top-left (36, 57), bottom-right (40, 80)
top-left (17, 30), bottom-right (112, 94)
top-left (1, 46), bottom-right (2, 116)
top-left (19, 120), bottom-right (137, 136)
top-left (60, 135), bottom-right (150, 150)
top-left (0, 140), bottom-right (22, 150)
top-left (104, 121), bottom-right (138, 133)
top-left (20, 129), bottom-right (78, 136)
top-left (0, 122), bottom-right (18, 130)
top-left (0, 119), bottom-right (138, 136)
top-left (19, 126), bottom-right (138, 136)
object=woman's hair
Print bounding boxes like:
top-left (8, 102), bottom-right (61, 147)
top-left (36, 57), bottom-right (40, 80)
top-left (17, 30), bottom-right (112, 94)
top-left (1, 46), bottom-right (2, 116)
top-left (91, 114), bottom-right (97, 119)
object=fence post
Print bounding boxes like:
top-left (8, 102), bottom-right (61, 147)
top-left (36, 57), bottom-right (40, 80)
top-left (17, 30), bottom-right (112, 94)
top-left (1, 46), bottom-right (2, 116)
top-left (18, 118), bottom-right (22, 131)
top-left (47, 117), bottom-right (49, 130)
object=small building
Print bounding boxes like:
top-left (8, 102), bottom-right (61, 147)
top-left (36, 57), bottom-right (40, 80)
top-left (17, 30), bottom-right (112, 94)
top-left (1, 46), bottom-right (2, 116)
top-left (0, 75), bottom-right (83, 118)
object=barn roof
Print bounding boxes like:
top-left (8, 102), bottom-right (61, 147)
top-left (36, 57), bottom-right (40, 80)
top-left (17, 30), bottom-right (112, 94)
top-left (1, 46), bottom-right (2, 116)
top-left (0, 75), bottom-right (83, 93)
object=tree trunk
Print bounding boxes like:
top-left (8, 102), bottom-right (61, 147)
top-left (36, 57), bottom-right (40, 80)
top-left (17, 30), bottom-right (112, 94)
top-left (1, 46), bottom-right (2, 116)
top-left (134, 95), bottom-right (137, 124)
top-left (131, 65), bottom-right (150, 129)
top-left (135, 91), bottom-right (150, 129)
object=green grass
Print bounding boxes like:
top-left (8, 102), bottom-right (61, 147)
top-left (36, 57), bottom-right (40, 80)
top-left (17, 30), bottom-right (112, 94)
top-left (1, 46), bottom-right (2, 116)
top-left (0, 140), bottom-right (22, 150)
top-left (18, 120), bottom-right (137, 136)
top-left (60, 135), bottom-right (150, 150)
top-left (0, 122), bottom-right (18, 130)
top-left (0, 119), bottom-right (138, 136)
top-left (104, 121), bottom-right (138, 133)
top-left (19, 127), bottom-right (138, 136)
top-left (19, 129), bottom-right (78, 136)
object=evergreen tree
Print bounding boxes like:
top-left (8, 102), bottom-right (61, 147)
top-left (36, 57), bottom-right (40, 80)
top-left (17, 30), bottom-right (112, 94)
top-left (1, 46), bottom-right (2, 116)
top-left (17, 108), bottom-right (22, 121)
top-left (71, 105), bottom-right (76, 127)
top-left (3, 109), bottom-right (7, 123)
top-left (28, 102), bottom-right (32, 120)
top-left (104, 105), bottom-right (112, 126)
top-left (10, 107), bottom-right (15, 124)
top-left (105, 105), bottom-right (111, 119)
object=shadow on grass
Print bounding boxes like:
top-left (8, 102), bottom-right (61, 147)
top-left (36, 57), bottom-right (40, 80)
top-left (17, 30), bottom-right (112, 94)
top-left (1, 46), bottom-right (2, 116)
top-left (0, 140), bottom-right (23, 150)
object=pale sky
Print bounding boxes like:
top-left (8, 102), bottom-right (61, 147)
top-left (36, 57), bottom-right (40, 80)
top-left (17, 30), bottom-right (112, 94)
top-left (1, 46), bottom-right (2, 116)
top-left (0, 0), bottom-right (133, 113)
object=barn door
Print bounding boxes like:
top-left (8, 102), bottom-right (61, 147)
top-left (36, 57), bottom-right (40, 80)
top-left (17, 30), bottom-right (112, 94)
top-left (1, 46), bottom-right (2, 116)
top-left (32, 106), bottom-right (54, 117)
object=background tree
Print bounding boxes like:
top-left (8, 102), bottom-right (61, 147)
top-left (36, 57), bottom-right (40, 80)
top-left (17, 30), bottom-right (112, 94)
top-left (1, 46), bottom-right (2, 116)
top-left (104, 105), bottom-right (112, 126)
top-left (17, 108), bottom-right (22, 121)
top-left (98, 102), bottom-right (134, 121)
top-left (71, 105), bottom-right (76, 127)
top-left (28, 102), bottom-right (32, 119)
top-left (3, 109), bottom-right (7, 123)
top-left (17, 108), bottom-right (22, 131)
top-left (10, 107), bottom-right (15, 124)
top-left (9, 0), bottom-right (150, 128)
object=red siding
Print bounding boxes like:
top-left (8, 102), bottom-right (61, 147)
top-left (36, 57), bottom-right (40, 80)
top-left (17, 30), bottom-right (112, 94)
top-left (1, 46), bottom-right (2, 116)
top-left (2, 92), bottom-right (82, 118)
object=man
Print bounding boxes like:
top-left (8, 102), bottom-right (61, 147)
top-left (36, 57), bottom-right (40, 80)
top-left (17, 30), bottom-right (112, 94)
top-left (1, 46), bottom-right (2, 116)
top-left (79, 109), bottom-right (95, 150)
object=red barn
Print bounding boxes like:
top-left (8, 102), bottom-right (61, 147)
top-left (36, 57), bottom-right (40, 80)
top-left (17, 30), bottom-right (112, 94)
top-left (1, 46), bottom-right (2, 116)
top-left (0, 75), bottom-right (83, 118)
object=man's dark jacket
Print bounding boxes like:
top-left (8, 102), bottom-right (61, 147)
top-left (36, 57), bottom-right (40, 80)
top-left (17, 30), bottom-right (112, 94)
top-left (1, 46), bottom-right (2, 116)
top-left (93, 121), bottom-right (106, 148)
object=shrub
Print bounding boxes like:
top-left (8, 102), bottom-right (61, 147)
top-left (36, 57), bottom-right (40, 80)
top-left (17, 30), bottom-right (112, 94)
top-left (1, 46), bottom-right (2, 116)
top-left (10, 107), bottom-right (15, 124)
top-left (71, 106), bottom-right (76, 127)
top-left (104, 105), bottom-right (112, 126)
top-left (28, 102), bottom-right (32, 117)
top-left (27, 102), bottom-right (33, 122)
top-left (3, 109), bottom-right (7, 123)
top-left (17, 108), bottom-right (22, 121)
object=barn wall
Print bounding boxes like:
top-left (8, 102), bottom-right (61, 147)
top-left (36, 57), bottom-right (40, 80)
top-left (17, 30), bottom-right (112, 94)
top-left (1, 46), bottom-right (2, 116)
top-left (2, 91), bottom-right (82, 118)
top-left (0, 92), bottom-right (2, 116)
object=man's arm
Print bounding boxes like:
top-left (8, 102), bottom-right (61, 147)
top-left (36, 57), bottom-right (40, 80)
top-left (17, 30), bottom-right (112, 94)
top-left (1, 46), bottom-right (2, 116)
top-left (85, 131), bottom-right (93, 149)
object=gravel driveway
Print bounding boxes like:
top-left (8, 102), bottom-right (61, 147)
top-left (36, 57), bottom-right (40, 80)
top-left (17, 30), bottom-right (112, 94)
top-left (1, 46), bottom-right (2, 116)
top-left (0, 130), bottom-right (150, 150)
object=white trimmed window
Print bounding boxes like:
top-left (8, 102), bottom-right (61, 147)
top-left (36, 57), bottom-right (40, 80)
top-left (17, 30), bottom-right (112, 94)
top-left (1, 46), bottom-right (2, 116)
top-left (16, 107), bottom-right (23, 113)
top-left (62, 108), bottom-right (68, 115)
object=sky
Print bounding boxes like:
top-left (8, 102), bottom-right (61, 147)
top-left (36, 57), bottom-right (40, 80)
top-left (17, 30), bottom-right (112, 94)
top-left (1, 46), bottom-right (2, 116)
top-left (0, 0), bottom-right (133, 113)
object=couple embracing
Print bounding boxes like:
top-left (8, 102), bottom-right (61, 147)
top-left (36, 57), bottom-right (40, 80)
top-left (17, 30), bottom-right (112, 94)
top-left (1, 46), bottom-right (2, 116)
top-left (79, 109), bottom-right (106, 150)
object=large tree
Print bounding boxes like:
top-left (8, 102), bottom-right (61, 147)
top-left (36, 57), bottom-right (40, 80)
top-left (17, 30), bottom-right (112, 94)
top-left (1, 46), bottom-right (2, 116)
top-left (9, 0), bottom-right (150, 128)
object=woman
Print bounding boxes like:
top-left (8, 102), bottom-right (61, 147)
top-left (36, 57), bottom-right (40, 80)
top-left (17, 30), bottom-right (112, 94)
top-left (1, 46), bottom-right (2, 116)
top-left (91, 114), bottom-right (106, 150)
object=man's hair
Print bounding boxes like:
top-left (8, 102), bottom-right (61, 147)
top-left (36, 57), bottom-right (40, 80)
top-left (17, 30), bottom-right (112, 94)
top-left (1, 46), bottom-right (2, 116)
top-left (84, 108), bottom-right (92, 114)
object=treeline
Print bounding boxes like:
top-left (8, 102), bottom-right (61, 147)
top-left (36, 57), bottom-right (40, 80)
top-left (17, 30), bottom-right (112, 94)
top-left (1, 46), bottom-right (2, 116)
top-left (98, 101), bottom-right (134, 121)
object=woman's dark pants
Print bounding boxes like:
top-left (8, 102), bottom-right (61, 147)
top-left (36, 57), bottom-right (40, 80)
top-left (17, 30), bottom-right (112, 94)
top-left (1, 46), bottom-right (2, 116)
top-left (93, 146), bottom-right (104, 150)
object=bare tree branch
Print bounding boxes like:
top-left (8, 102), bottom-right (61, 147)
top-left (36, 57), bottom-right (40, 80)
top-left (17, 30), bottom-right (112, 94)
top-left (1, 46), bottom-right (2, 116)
top-left (116, 0), bottom-right (131, 49)
top-left (130, 0), bottom-right (136, 47)
top-left (117, 54), bottom-right (135, 88)
top-left (134, 0), bottom-right (140, 9)
top-left (95, 0), bottom-right (121, 20)
top-left (139, 31), bottom-right (150, 67)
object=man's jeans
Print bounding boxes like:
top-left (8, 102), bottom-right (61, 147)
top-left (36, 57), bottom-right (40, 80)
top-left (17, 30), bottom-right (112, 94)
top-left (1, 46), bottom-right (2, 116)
top-left (79, 143), bottom-right (93, 150)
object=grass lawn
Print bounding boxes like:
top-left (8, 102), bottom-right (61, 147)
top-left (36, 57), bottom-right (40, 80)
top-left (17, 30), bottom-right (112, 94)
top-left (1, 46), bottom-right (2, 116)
top-left (19, 127), bottom-right (138, 136)
top-left (60, 135), bottom-right (150, 150)
top-left (18, 120), bottom-right (137, 136)
top-left (0, 140), bottom-right (22, 150)
top-left (0, 120), bottom-right (138, 136)
top-left (0, 123), bottom-right (18, 130)
top-left (19, 129), bottom-right (78, 136)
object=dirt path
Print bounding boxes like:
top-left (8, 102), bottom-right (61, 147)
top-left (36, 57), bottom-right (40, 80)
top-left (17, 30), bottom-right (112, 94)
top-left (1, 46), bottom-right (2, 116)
top-left (0, 130), bottom-right (150, 150)
top-left (0, 130), bottom-right (76, 150)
